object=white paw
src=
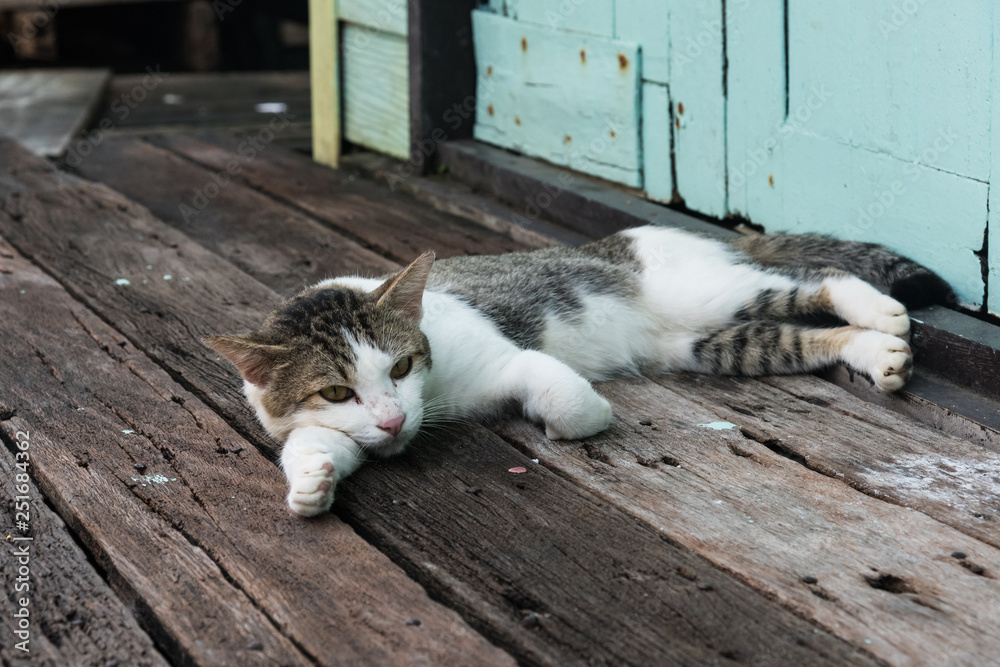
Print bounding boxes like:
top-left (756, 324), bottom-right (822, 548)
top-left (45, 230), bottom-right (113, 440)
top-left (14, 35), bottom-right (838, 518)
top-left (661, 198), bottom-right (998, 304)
top-left (539, 385), bottom-right (613, 441)
top-left (867, 294), bottom-right (910, 337)
top-left (841, 330), bottom-right (912, 392)
top-left (287, 459), bottom-right (336, 517)
top-left (826, 277), bottom-right (910, 337)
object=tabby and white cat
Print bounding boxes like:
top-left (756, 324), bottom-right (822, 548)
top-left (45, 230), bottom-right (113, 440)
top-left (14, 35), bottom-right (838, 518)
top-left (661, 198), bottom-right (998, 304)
top-left (206, 226), bottom-right (953, 516)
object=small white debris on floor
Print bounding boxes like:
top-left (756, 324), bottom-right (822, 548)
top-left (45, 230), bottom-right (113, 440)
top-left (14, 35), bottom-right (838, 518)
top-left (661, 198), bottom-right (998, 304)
top-left (115, 278), bottom-right (130, 286)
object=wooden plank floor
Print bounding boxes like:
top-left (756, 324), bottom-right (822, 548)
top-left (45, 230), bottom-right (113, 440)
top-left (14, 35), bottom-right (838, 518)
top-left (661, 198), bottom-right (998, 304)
top-left (3, 131), bottom-right (1000, 665)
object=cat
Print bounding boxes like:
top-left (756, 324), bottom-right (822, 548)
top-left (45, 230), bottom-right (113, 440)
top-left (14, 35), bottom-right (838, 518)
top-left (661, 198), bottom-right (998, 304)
top-left (205, 225), bottom-right (954, 516)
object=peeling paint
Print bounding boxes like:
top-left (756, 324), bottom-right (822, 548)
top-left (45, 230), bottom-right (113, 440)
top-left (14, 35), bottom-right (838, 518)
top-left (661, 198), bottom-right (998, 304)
top-left (698, 421), bottom-right (737, 430)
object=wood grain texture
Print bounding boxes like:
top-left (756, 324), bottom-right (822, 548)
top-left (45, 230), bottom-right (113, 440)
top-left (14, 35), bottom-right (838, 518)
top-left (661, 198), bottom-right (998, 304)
top-left (0, 404), bottom-right (169, 667)
top-left (493, 376), bottom-right (1000, 666)
top-left (0, 69), bottom-right (110, 158)
top-left (71, 136), bottom-right (396, 297)
top-left (310, 0), bottom-right (340, 167)
top-left (141, 133), bottom-right (529, 261)
top-left (669, 372), bottom-right (1000, 550)
top-left (472, 10), bottom-right (642, 187)
top-left (0, 154), bottom-right (515, 667)
top-left (339, 0), bottom-right (406, 36)
top-left (342, 26), bottom-right (410, 159)
top-left (0, 137), bottom-right (880, 665)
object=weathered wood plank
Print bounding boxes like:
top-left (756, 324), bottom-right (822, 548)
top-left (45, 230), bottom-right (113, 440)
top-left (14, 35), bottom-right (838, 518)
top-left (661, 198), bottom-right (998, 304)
top-left (0, 405), bottom-right (169, 667)
top-left (0, 179), bottom-right (514, 666)
top-left (0, 69), bottom-right (110, 158)
top-left (139, 133), bottom-right (529, 260)
top-left (342, 26), bottom-right (410, 159)
top-left (515, 0), bottom-right (614, 37)
top-left (615, 0), bottom-right (669, 83)
top-left (341, 151), bottom-right (586, 248)
top-left (0, 252), bottom-right (312, 667)
top-left (341, 425), bottom-right (875, 666)
top-left (472, 10), bottom-right (642, 187)
top-left (99, 71), bottom-right (311, 131)
top-left (0, 138), bottom-right (876, 665)
top-left (668, 372), bottom-right (1000, 550)
top-left (71, 136), bottom-right (397, 297)
top-left (493, 376), bottom-right (1000, 666)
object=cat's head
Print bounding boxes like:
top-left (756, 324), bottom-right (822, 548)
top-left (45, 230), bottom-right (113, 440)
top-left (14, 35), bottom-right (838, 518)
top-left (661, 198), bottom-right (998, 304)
top-left (205, 252), bottom-right (434, 457)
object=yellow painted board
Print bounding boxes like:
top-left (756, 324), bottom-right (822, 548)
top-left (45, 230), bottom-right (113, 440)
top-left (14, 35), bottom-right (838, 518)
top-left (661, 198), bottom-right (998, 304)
top-left (309, 0), bottom-right (340, 167)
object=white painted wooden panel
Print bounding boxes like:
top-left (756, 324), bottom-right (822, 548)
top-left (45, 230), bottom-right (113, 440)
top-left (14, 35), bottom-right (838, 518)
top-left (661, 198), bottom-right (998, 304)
top-left (341, 26), bottom-right (410, 160)
top-left (516, 0), bottom-right (614, 37)
top-left (727, 0), bottom-right (987, 307)
top-left (789, 0), bottom-right (990, 183)
top-left (642, 82), bottom-right (673, 202)
top-left (472, 10), bottom-right (642, 187)
top-left (615, 0), bottom-right (669, 84)
top-left (338, 0), bottom-right (406, 37)
top-left (668, 2), bottom-right (727, 217)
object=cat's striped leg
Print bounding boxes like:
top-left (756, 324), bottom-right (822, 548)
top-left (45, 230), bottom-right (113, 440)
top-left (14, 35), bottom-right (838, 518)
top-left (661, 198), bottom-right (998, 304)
top-left (498, 350), bottom-right (612, 440)
top-left (693, 322), bottom-right (912, 391)
top-left (739, 273), bottom-right (909, 337)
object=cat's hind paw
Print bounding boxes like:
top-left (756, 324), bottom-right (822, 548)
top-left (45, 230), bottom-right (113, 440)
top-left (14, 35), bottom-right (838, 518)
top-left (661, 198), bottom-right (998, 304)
top-left (287, 460), bottom-right (336, 517)
top-left (842, 330), bottom-right (913, 392)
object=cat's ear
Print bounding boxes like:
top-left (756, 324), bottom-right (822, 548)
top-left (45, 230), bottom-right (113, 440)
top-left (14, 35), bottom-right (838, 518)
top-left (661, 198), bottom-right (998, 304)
top-left (203, 334), bottom-right (286, 387)
top-left (372, 251), bottom-right (435, 321)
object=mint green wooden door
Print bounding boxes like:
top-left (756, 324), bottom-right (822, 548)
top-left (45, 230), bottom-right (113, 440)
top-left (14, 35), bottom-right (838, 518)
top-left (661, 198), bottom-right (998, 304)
top-left (472, 1), bottom-right (994, 311)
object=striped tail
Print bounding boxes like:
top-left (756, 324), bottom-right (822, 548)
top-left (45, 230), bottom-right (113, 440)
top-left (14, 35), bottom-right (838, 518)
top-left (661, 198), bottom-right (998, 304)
top-left (731, 233), bottom-right (957, 309)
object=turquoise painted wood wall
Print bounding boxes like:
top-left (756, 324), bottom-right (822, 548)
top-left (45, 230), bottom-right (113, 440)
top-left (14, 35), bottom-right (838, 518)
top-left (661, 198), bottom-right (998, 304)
top-left (472, 1), bottom-right (995, 311)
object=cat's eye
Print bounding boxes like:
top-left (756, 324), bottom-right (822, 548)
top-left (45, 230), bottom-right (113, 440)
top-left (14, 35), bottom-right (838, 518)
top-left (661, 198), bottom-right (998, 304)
top-left (390, 356), bottom-right (412, 379)
top-left (319, 385), bottom-right (354, 402)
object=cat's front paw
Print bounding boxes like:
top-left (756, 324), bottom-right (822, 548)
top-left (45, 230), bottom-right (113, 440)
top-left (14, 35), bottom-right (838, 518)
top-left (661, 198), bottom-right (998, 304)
top-left (287, 459), bottom-right (336, 517)
top-left (540, 386), bottom-right (613, 440)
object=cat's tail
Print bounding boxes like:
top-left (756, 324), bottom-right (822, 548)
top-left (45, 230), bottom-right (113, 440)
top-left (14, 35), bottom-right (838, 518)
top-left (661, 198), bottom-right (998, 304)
top-left (730, 232), bottom-right (957, 309)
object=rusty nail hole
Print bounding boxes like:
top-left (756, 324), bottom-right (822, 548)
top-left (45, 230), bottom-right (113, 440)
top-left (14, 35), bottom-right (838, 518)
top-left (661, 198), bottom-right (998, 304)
top-left (580, 49), bottom-right (586, 64)
top-left (487, 104), bottom-right (494, 116)
top-left (515, 116), bottom-right (521, 125)
top-left (564, 135), bottom-right (572, 144)
top-left (768, 174), bottom-right (775, 187)
top-left (675, 118), bottom-right (681, 130)
top-left (521, 37), bottom-right (527, 51)
top-left (609, 129), bottom-right (616, 138)
top-left (618, 53), bottom-right (629, 70)
top-left (487, 65), bottom-right (493, 76)
top-left (677, 102), bottom-right (685, 115)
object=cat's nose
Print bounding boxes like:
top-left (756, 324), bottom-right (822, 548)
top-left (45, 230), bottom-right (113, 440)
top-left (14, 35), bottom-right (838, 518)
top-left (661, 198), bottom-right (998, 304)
top-left (377, 414), bottom-right (406, 437)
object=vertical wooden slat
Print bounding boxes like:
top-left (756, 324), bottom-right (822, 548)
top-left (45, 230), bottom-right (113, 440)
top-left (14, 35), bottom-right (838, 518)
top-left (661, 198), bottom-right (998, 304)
top-left (988, 3), bottom-right (1000, 314)
top-left (309, 0), bottom-right (340, 167)
top-left (408, 0), bottom-right (480, 174)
